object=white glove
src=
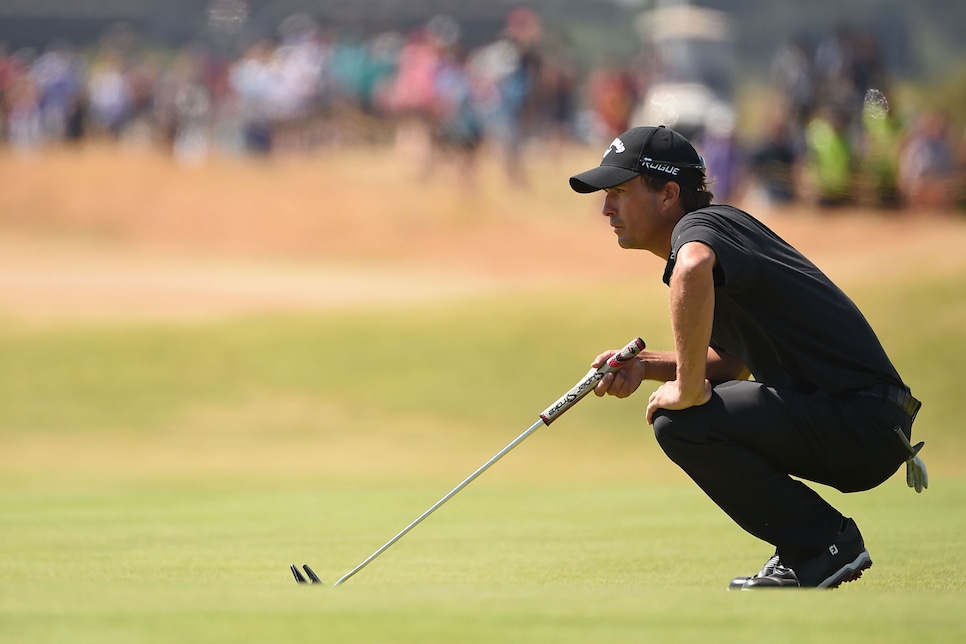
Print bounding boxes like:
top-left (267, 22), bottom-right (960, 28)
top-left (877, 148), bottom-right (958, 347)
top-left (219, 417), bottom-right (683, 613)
top-left (906, 450), bottom-right (928, 493)
top-left (894, 426), bottom-right (927, 493)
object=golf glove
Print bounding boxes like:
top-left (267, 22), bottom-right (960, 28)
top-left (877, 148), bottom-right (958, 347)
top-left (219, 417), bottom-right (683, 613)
top-left (906, 448), bottom-right (928, 493)
top-left (894, 426), bottom-right (927, 493)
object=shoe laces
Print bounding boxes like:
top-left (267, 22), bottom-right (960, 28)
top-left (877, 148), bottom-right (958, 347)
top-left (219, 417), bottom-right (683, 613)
top-left (760, 553), bottom-right (781, 575)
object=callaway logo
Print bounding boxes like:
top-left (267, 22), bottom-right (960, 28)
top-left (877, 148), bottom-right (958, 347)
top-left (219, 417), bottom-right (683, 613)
top-left (604, 137), bottom-right (625, 158)
top-left (642, 161), bottom-right (681, 176)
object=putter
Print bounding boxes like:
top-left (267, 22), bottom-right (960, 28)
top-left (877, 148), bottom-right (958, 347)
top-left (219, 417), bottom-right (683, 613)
top-left (292, 337), bottom-right (646, 586)
top-left (290, 563), bottom-right (322, 584)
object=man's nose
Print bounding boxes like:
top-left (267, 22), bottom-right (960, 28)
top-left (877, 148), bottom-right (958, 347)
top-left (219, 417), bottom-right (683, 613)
top-left (601, 194), bottom-right (615, 217)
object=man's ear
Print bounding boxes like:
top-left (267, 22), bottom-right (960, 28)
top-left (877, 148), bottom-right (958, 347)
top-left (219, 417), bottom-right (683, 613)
top-left (662, 180), bottom-right (681, 204)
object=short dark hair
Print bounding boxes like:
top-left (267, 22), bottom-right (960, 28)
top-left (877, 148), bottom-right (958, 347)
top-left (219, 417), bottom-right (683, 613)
top-left (641, 173), bottom-right (714, 212)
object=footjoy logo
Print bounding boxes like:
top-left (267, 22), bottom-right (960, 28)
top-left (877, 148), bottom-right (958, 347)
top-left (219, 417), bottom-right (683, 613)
top-left (829, 545), bottom-right (839, 555)
top-left (642, 161), bottom-right (681, 176)
top-left (604, 137), bottom-right (625, 158)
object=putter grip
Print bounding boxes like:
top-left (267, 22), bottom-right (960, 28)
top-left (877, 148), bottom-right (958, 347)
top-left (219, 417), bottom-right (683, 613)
top-left (539, 337), bottom-right (645, 425)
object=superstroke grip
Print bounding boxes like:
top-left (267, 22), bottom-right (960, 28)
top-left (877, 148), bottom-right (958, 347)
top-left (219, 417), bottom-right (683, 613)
top-left (539, 337), bottom-right (646, 425)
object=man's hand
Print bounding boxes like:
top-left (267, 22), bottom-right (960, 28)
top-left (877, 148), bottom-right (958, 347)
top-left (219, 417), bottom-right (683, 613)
top-left (592, 351), bottom-right (646, 398)
top-left (646, 379), bottom-right (712, 424)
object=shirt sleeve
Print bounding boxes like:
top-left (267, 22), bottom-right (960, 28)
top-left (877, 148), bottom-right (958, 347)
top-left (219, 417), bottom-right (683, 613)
top-left (663, 211), bottom-right (761, 292)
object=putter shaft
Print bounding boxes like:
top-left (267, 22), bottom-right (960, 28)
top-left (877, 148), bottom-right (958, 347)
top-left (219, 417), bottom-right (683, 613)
top-left (328, 337), bottom-right (646, 586)
top-left (333, 418), bottom-right (546, 586)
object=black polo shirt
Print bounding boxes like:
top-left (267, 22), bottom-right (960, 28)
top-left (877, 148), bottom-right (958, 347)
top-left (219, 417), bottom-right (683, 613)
top-left (663, 205), bottom-right (903, 394)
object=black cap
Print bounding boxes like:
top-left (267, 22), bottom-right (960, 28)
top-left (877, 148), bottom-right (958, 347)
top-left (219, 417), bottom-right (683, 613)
top-left (569, 125), bottom-right (706, 193)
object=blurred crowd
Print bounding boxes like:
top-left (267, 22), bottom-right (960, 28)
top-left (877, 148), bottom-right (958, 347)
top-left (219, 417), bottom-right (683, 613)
top-left (1, 11), bottom-right (963, 210)
top-left (748, 27), bottom-right (966, 211)
top-left (0, 10), bottom-right (581, 189)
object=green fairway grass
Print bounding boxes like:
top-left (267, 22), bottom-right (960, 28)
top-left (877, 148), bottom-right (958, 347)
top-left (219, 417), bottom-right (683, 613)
top-left (2, 483), bottom-right (965, 642)
top-left (1, 268), bottom-right (965, 642)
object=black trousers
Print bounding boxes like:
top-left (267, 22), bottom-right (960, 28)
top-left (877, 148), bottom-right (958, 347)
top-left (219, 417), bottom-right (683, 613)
top-left (652, 380), bottom-right (915, 564)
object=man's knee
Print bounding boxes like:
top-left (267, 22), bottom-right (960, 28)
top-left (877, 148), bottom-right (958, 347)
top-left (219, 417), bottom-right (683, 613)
top-left (653, 410), bottom-right (706, 459)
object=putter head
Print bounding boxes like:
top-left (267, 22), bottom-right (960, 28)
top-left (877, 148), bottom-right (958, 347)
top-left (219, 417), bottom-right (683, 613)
top-left (303, 564), bottom-right (323, 584)
top-left (291, 563), bottom-right (323, 584)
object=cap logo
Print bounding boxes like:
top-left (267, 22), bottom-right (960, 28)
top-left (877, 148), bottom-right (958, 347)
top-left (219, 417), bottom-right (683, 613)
top-left (642, 161), bottom-right (681, 176)
top-left (604, 137), bottom-right (625, 158)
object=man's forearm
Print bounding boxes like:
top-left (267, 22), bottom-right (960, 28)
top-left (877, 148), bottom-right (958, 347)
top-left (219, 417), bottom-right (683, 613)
top-left (639, 348), bottom-right (749, 383)
top-left (638, 351), bottom-right (677, 382)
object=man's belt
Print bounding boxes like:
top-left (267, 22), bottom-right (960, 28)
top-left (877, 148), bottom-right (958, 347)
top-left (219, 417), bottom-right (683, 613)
top-left (853, 383), bottom-right (921, 421)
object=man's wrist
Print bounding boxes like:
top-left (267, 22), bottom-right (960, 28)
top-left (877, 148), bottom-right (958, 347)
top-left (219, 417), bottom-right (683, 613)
top-left (673, 373), bottom-right (710, 402)
top-left (640, 352), bottom-right (676, 383)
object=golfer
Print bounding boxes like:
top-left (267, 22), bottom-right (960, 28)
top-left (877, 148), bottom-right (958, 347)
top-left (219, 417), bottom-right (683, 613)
top-left (572, 125), bottom-right (925, 590)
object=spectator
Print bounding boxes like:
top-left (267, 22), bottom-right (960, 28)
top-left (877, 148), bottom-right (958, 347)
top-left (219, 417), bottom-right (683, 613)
top-left (227, 40), bottom-right (275, 154)
top-left (748, 109), bottom-right (801, 206)
top-left (31, 41), bottom-right (83, 142)
top-left (770, 36), bottom-right (814, 130)
top-left (432, 43), bottom-right (484, 187)
top-left (898, 110), bottom-right (958, 211)
top-left (695, 103), bottom-right (743, 204)
top-left (86, 49), bottom-right (132, 138)
top-left (384, 27), bottom-right (442, 175)
top-left (5, 55), bottom-right (42, 150)
top-left (268, 17), bottom-right (327, 153)
top-left (803, 104), bottom-right (853, 207)
top-left (859, 92), bottom-right (902, 208)
top-left (586, 62), bottom-right (638, 141)
top-left (470, 8), bottom-right (544, 188)
top-left (957, 124), bottom-right (966, 209)
top-left (813, 26), bottom-right (860, 129)
top-left (537, 43), bottom-right (579, 145)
